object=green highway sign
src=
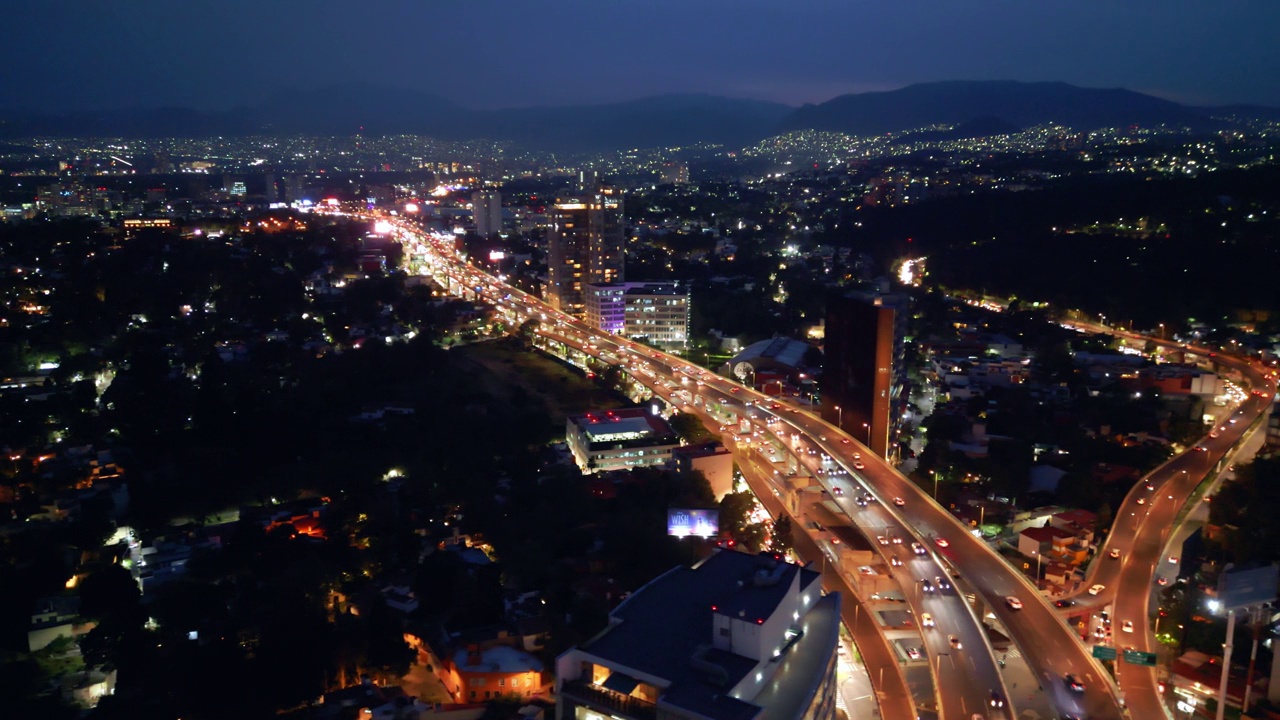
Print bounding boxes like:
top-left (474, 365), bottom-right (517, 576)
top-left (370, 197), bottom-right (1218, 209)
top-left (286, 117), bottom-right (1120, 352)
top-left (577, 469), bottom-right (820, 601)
top-left (1092, 645), bottom-right (1117, 661)
top-left (1123, 650), bottom-right (1158, 666)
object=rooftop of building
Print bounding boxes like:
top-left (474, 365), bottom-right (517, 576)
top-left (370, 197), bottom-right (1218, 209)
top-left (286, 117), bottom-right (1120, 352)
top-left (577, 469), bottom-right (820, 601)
top-left (1020, 525), bottom-right (1075, 542)
top-left (729, 337), bottom-right (812, 371)
top-left (672, 442), bottom-right (730, 459)
top-left (453, 645), bottom-right (543, 675)
top-left (578, 551), bottom-right (826, 720)
top-left (586, 281), bottom-right (687, 297)
top-left (569, 408), bottom-right (675, 443)
top-left (754, 593), bottom-right (840, 720)
top-left (1053, 508), bottom-right (1098, 527)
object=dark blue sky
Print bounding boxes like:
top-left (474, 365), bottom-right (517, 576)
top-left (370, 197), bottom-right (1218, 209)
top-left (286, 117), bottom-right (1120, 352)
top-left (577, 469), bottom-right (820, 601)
top-left (5, 0), bottom-right (1278, 111)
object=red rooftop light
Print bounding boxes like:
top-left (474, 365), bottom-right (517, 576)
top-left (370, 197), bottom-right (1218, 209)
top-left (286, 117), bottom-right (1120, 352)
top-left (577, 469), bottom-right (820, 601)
top-left (756, 618), bottom-right (764, 625)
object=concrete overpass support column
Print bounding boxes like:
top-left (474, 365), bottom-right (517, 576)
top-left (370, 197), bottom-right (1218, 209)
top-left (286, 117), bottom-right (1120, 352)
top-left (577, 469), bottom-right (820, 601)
top-left (1215, 609), bottom-right (1235, 720)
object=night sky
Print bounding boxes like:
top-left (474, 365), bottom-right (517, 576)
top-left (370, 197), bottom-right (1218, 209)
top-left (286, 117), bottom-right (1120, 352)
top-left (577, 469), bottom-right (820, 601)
top-left (5, 0), bottom-right (1278, 112)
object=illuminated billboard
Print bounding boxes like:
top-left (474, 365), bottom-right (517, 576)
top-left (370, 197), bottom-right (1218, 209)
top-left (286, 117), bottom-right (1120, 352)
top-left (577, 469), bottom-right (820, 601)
top-left (667, 508), bottom-right (719, 538)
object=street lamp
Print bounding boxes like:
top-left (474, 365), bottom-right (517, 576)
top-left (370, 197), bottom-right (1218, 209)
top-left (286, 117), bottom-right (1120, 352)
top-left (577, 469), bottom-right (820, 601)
top-left (1033, 551), bottom-right (1043, 582)
top-left (931, 470), bottom-right (939, 499)
top-left (835, 405), bottom-right (843, 428)
top-left (862, 422), bottom-right (871, 445)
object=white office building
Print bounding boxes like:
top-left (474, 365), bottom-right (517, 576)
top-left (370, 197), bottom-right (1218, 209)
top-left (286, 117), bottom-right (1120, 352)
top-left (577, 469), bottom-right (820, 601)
top-left (584, 282), bottom-right (690, 350)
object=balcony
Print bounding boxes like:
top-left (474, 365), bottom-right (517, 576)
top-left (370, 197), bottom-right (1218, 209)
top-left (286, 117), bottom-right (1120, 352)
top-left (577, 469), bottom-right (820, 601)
top-left (562, 680), bottom-right (657, 720)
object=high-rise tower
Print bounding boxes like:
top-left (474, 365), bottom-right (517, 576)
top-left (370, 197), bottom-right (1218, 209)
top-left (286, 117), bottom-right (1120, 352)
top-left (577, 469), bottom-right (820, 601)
top-left (472, 190), bottom-right (502, 237)
top-left (822, 289), bottom-right (910, 459)
top-left (546, 183), bottom-right (625, 316)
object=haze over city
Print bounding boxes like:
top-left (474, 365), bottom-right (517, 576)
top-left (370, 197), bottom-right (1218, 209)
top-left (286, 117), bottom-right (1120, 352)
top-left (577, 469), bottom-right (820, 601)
top-left (4, 0), bottom-right (1280, 111)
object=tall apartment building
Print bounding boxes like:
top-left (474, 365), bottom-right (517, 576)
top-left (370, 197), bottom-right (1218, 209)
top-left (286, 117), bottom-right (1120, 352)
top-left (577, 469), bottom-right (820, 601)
top-left (555, 550), bottom-right (840, 720)
top-left (472, 190), bottom-right (503, 237)
top-left (822, 288), bottom-right (910, 459)
top-left (584, 282), bottom-right (690, 350)
top-left (546, 184), bottom-right (625, 316)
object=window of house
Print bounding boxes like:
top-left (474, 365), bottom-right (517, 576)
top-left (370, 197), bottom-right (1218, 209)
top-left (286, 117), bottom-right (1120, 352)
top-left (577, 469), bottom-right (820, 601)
top-left (499, 679), bottom-right (505, 687)
top-left (719, 627), bottom-right (731, 637)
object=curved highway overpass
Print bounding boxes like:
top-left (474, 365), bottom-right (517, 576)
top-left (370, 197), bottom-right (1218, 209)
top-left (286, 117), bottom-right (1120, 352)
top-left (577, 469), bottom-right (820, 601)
top-left (361, 213), bottom-right (1272, 720)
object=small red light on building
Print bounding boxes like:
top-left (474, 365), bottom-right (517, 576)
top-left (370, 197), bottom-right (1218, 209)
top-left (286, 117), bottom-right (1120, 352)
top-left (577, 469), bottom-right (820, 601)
top-left (756, 618), bottom-right (764, 625)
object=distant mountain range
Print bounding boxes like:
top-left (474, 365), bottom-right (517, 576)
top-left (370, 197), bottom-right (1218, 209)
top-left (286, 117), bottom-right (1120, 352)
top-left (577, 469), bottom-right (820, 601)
top-left (1, 81), bottom-right (1275, 153)
top-left (778, 80), bottom-right (1240, 136)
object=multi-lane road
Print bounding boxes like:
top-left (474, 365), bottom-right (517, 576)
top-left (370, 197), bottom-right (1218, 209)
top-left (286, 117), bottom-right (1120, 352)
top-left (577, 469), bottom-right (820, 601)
top-left (1067, 334), bottom-right (1278, 719)
top-left (396, 219), bottom-right (1014, 719)
top-left (379, 214), bottom-right (1275, 720)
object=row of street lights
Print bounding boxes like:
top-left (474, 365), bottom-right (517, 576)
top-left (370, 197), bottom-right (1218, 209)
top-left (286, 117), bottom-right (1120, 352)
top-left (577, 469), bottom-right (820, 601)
top-left (832, 405), bottom-right (871, 445)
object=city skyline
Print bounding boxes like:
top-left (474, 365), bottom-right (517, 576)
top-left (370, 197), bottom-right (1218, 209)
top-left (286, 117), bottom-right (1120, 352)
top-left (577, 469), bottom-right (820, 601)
top-left (3, 0), bottom-right (1279, 113)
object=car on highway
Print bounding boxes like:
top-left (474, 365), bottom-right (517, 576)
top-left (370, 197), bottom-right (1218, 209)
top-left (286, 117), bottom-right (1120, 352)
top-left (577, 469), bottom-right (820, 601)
top-left (893, 497), bottom-right (906, 507)
top-left (891, 534), bottom-right (903, 544)
top-left (1064, 673), bottom-right (1086, 693)
top-left (922, 579), bottom-right (935, 593)
top-left (853, 461), bottom-right (865, 470)
top-left (906, 646), bottom-right (922, 660)
top-left (891, 556), bottom-right (904, 567)
top-left (832, 486), bottom-right (844, 496)
top-left (1122, 620), bottom-right (1134, 633)
top-left (1169, 556), bottom-right (1180, 564)
top-left (1193, 445), bottom-right (1208, 452)
top-left (1156, 577), bottom-right (1169, 586)
top-left (921, 613), bottom-right (935, 628)
top-left (988, 690), bottom-right (1005, 708)
top-left (855, 495), bottom-right (869, 507)
top-left (1210, 429), bottom-right (1221, 438)
top-left (934, 537), bottom-right (950, 548)
top-left (935, 576), bottom-right (952, 592)
top-left (1054, 599), bottom-right (1076, 608)
top-left (949, 635), bottom-right (963, 649)
top-left (911, 542), bottom-right (927, 555)
top-left (877, 535), bottom-right (889, 546)
top-left (1005, 596), bottom-right (1023, 610)
top-left (1110, 548), bottom-right (1122, 559)
top-left (1089, 584), bottom-right (1106, 595)
top-left (841, 438), bottom-right (850, 444)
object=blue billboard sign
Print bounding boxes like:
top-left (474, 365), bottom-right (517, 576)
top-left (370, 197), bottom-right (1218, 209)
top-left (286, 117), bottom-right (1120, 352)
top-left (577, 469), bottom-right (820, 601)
top-left (1219, 563), bottom-right (1279, 610)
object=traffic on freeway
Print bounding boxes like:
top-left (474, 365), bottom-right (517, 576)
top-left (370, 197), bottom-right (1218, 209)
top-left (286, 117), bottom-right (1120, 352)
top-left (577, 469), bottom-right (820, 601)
top-left (383, 216), bottom-right (1019, 719)
top-left (365, 212), bottom-right (1280, 720)
top-left (1064, 331), bottom-right (1279, 719)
